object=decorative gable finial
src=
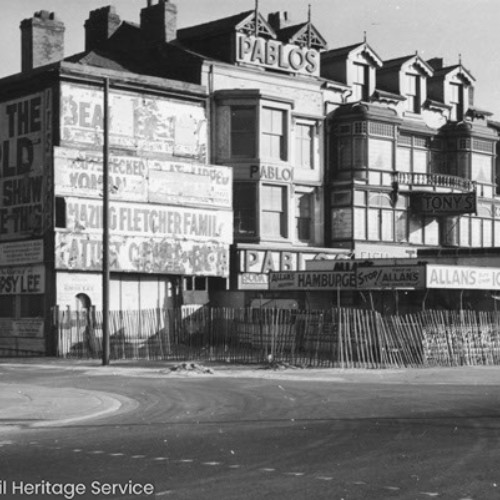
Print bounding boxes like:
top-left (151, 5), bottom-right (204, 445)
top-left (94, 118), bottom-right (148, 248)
top-left (307, 4), bottom-right (312, 48)
top-left (363, 31), bottom-right (367, 44)
top-left (459, 53), bottom-right (462, 66)
top-left (254, 0), bottom-right (259, 37)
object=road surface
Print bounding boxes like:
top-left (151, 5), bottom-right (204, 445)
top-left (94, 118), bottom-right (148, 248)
top-left (1, 362), bottom-right (500, 499)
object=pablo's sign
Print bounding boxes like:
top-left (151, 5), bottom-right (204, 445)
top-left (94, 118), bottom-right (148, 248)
top-left (410, 191), bottom-right (476, 215)
top-left (236, 33), bottom-right (320, 76)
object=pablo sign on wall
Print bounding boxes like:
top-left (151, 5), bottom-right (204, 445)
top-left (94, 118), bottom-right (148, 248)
top-left (236, 33), bottom-right (320, 76)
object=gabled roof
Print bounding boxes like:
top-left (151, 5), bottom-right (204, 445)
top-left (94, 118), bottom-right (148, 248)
top-left (276, 22), bottom-right (327, 50)
top-left (177, 10), bottom-right (276, 41)
top-left (430, 63), bottom-right (475, 84)
top-left (380, 54), bottom-right (434, 77)
top-left (322, 42), bottom-right (383, 68)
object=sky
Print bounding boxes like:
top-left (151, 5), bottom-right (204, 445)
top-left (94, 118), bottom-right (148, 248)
top-left (4, 0), bottom-right (500, 118)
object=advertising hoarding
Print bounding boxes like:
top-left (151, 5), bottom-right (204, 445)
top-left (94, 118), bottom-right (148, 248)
top-left (427, 265), bottom-right (500, 290)
top-left (356, 265), bottom-right (426, 289)
top-left (60, 83), bottom-right (207, 159)
top-left (64, 197), bottom-right (233, 244)
top-left (0, 239), bottom-right (43, 266)
top-left (0, 92), bottom-right (51, 241)
top-left (55, 231), bottom-right (229, 277)
top-left (0, 264), bottom-right (45, 295)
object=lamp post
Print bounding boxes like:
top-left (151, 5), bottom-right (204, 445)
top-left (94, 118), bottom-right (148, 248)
top-left (102, 77), bottom-right (110, 366)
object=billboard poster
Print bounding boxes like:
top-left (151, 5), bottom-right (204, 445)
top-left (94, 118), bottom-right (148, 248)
top-left (0, 264), bottom-right (45, 295)
top-left (427, 265), bottom-right (500, 290)
top-left (63, 198), bottom-right (233, 244)
top-left (55, 232), bottom-right (230, 277)
top-left (269, 271), bottom-right (357, 290)
top-left (148, 160), bottom-right (232, 208)
top-left (60, 83), bottom-right (207, 159)
top-left (0, 92), bottom-right (50, 241)
top-left (54, 147), bottom-right (148, 201)
top-left (356, 265), bottom-right (426, 289)
top-left (0, 239), bottom-right (43, 266)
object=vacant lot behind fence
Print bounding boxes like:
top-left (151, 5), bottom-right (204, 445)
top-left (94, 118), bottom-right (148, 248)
top-left (52, 307), bottom-right (500, 368)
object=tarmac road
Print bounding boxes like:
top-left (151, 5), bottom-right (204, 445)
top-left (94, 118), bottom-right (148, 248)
top-left (1, 360), bottom-right (500, 499)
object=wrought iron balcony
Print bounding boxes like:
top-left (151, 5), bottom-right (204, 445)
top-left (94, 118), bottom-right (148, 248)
top-left (392, 171), bottom-right (475, 192)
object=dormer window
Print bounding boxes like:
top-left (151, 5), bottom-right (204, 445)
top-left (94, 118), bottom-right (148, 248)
top-left (406, 73), bottom-right (421, 113)
top-left (450, 82), bottom-right (464, 121)
top-left (353, 63), bottom-right (369, 101)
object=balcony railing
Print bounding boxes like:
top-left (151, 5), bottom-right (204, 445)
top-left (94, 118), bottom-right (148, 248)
top-left (392, 172), bottom-right (475, 192)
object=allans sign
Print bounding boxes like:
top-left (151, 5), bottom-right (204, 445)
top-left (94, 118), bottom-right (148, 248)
top-left (236, 33), bottom-right (320, 77)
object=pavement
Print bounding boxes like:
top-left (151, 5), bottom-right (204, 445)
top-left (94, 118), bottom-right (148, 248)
top-left (2, 357), bottom-right (500, 433)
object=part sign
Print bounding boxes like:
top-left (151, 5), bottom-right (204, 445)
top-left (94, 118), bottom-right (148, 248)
top-left (426, 265), bottom-right (500, 290)
top-left (0, 265), bottom-right (45, 295)
top-left (269, 271), bottom-right (357, 290)
top-left (356, 265), bottom-right (426, 289)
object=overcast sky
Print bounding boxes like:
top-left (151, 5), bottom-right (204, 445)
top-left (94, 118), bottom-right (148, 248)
top-left (4, 0), bottom-right (500, 118)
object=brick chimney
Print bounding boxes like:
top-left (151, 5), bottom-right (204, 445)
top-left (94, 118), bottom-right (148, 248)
top-left (20, 11), bottom-right (65, 72)
top-left (140, 0), bottom-right (177, 44)
top-left (84, 6), bottom-right (121, 52)
top-left (267, 11), bottom-right (292, 31)
top-left (427, 58), bottom-right (444, 70)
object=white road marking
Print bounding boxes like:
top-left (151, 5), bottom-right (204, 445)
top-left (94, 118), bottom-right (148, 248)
top-left (284, 472), bottom-right (305, 476)
top-left (420, 493), bottom-right (440, 497)
top-left (316, 476), bottom-right (334, 481)
top-left (89, 450), bottom-right (105, 454)
top-left (152, 457), bottom-right (168, 461)
top-left (109, 453), bottom-right (124, 456)
top-left (203, 461), bottom-right (221, 466)
top-left (260, 468), bottom-right (275, 472)
top-left (131, 455), bottom-right (146, 459)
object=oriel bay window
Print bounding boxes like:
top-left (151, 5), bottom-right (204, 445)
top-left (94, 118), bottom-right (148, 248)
top-left (295, 192), bottom-right (313, 242)
top-left (261, 184), bottom-right (287, 238)
top-left (234, 183), bottom-right (257, 237)
top-left (295, 122), bottom-right (315, 169)
top-left (230, 107), bottom-right (256, 158)
top-left (353, 190), bottom-right (408, 243)
top-left (261, 107), bottom-right (287, 161)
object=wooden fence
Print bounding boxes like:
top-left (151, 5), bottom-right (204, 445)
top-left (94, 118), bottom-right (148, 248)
top-left (52, 306), bottom-right (500, 368)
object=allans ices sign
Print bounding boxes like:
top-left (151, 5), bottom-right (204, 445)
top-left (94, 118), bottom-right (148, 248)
top-left (236, 33), bottom-right (320, 77)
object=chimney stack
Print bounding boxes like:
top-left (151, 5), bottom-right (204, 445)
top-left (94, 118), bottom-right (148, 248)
top-left (427, 58), bottom-right (444, 70)
top-left (140, 0), bottom-right (177, 44)
top-left (267, 11), bottom-right (292, 32)
top-left (20, 11), bottom-right (65, 72)
top-left (84, 6), bottom-right (121, 52)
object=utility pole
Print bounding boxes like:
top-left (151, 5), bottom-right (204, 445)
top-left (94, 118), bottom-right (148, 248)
top-left (102, 77), bottom-right (110, 366)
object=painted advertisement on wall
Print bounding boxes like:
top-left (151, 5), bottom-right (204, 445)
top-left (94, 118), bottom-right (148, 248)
top-left (427, 265), bottom-right (500, 290)
top-left (0, 264), bottom-right (45, 295)
top-left (0, 92), bottom-right (52, 241)
top-left (148, 160), bottom-right (232, 208)
top-left (235, 246), bottom-right (352, 290)
top-left (63, 197), bottom-right (233, 243)
top-left (55, 231), bottom-right (229, 277)
top-left (54, 147), bottom-right (232, 208)
top-left (0, 239), bottom-right (43, 266)
top-left (60, 83), bottom-right (207, 159)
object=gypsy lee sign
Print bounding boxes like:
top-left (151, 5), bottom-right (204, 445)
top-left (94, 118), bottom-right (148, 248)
top-left (0, 265), bottom-right (45, 295)
top-left (236, 33), bottom-right (320, 76)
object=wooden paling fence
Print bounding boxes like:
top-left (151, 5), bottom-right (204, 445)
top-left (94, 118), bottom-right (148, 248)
top-left (53, 306), bottom-right (500, 368)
